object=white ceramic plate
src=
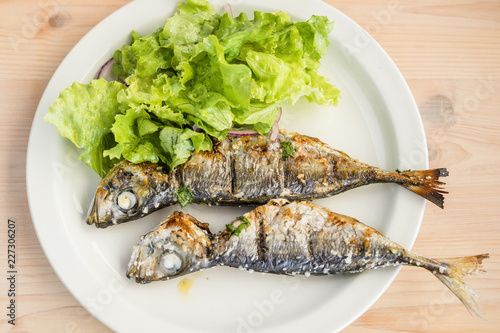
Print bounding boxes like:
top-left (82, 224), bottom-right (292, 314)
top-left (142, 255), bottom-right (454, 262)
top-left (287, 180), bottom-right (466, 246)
top-left (26, 0), bottom-right (429, 332)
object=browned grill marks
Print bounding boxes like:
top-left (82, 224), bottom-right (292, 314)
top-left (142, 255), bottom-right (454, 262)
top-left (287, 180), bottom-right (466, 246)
top-left (256, 214), bottom-right (267, 263)
top-left (230, 150), bottom-right (236, 196)
top-left (306, 224), bottom-right (315, 263)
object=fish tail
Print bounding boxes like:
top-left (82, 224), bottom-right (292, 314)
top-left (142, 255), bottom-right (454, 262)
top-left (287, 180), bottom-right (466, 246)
top-left (395, 168), bottom-right (449, 208)
top-left (432, 253), bottom-right (489, 317)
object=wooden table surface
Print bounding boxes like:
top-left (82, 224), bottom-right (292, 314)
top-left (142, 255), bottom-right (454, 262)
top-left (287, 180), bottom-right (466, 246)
top-left (1, 0), bottom-right (499, 332)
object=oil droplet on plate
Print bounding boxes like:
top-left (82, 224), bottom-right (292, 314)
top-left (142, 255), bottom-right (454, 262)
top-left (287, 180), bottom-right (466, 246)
top-left (178, 277), bottom-right (193, 296)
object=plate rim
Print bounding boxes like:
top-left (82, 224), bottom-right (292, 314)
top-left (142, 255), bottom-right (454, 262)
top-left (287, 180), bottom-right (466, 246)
top-left (26, 0), bottom-right (428, 332)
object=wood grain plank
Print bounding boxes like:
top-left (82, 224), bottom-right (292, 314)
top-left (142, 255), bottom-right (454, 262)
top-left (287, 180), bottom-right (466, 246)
top-left (0, 0), bottom-right (499, 332)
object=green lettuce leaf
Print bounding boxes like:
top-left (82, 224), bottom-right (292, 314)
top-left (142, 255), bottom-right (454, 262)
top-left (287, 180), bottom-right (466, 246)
top-left (159, 127), bottom-right (192, 168)
top-left (48, 0), bottom-right (341, 177)
top-left (113, 29), bottom-right (172, 78)
top-left (104, 107), bottom-right (166, 164)
top-left (45, 79), bottom-right (125, 177)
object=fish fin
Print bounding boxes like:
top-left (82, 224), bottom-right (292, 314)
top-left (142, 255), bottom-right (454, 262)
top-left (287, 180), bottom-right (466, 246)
top-left (399, 168), bottom-right (448, 208)
top-left (433, 253), bottom-right (489, 317)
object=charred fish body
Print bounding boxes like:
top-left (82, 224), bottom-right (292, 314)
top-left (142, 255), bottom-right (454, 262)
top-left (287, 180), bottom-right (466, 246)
top-left (127, 199), bottom-right (487, 316)
top-left (88, 130), bottom-right (448, 228)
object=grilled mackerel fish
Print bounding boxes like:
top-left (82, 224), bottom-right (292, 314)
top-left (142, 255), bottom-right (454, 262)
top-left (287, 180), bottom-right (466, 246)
top-left (88, 130), bottom-right (448, 228)
top-left (127, 199), bottom-right (488, 316)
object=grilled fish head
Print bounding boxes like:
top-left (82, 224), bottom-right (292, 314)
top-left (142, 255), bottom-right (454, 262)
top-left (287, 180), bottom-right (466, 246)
top-left (87, 160), bottom-right (169, 228)
top-left (126, 211), bottom-right (214, 283)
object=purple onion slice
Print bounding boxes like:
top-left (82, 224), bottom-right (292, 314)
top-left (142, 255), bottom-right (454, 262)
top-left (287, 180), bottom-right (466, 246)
top-left (223, 4), bottom-right (233, 16)
top-left (95, 57), bottom-right (115, 81)
top-left (227, 129), bottom-right (259, 136)
top-left (270, 107), bottom-right (282, 141)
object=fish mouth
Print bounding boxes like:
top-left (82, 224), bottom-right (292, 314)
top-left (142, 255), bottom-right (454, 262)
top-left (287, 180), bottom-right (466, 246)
top-left (126, 245), bottom-right (140, 280)
top-left (86, 195), bottom-right (99, 226)
top-left (86, 187), bottom-right (108, 227)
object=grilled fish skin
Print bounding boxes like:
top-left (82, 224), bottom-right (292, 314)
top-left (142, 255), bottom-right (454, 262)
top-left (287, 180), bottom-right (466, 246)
top-left (126, 199), bottom-right (488, 316)
top-left (88, 130), bottom-right (448, 228)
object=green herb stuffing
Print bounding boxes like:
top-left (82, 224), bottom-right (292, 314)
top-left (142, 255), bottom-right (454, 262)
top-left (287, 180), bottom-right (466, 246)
top-left (395, 168), bottom-right (412, 173)
top-left (280, 141), bottom-right (297, 159)
top-left (175, 185), bottom-right (194, 208)
top-left (226, 216), bottom-right (251, 237)
top-left (45, 0), bottom-right (341, 177)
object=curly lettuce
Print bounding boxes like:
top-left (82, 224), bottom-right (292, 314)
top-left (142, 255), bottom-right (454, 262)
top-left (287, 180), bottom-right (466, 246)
top-left (46, 0), bottom-right (341, 177)
top-left (45, 79), bottom-right (125, 177)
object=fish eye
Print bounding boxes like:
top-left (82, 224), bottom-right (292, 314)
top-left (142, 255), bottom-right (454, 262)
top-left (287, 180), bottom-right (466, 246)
top-left (160, 250), bottom-right (183, 275)
top-left (116, 190), bottom-right (138, 213)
